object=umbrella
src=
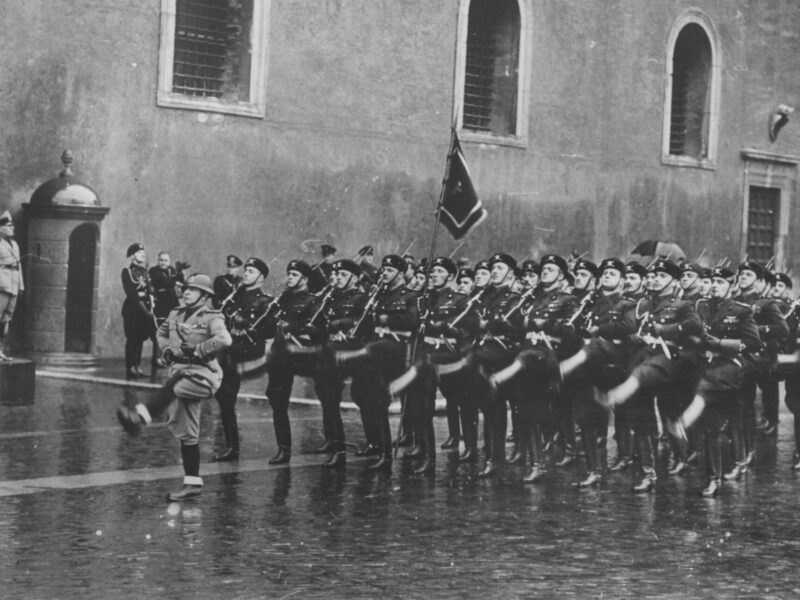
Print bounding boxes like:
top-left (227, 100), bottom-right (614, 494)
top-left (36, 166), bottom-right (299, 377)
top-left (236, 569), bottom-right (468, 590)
top-left (628, 240), bottom-right (686, 262)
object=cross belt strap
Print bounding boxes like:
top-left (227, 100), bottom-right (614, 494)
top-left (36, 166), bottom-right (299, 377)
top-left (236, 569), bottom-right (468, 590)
top-left (374, 326), bottom-right (412, 342)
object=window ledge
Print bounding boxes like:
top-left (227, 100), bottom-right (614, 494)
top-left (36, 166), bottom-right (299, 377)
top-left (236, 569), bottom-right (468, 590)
top-left (157, 92), bottom-right (265, 119)
top-left (458, 130), bottom-right (527, 149)
top-left (661, 154), bottom-right (716, 170)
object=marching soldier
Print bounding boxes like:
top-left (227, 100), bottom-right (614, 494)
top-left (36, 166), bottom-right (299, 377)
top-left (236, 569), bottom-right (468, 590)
top-left (264, 260), bottom-right (317, 465)
top-left (600, 258), bottom-right (703, 493)
top-left (117, 274), bottom-right (232, 501)
top-left (121, 242), bottom-right (156, 379)
top-left (213, 257), bottom-right (274, 462)
top-left (759, 272), bottom-right (794, 435)
top-left (489, 254), bottom-right (579, 482)
top-left (735, 260), bottom-right (789, 469)
top-left (558, 258), bottom-right (636, 486)
top-left (0, 211), bottom-right (23, 360)
top-left (456, 267), bottom-right (476, 296)
top-left (312, 258), bottom-right (368, 468)
top-left (668, 267), bottom-right (760, 497)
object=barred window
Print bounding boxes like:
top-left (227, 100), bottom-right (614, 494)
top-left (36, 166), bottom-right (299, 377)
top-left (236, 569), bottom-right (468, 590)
top-left (463, 0), bottom-right (520, 137)
top-left (668, 24), bottom-right (711, 158)
top-left (158, 0), bottom-right (270, 118)
top-left (661, 10), bottom-right (720, 168)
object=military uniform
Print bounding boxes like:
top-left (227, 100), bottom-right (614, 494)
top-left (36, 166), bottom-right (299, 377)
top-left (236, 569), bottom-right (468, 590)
top-left (265, 263), bottom-right (317, 464)
top-left (214, 262), bottom-right (275, 461)
top-left (121, 245), bottom-right (156, 377)
top-left (0, 214), bottom-right (23, 356)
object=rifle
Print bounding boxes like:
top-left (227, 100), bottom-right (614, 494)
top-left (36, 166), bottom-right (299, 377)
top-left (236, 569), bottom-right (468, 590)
top-left (502, 286), bottom-right (536, 320)
top-left (347, 279), bottom-right (387, 338)
top-left (447, 287), bottom-right (488, 328)
top-left (308, 284), bottom-right (336, 326)
top-left (567, 288), bottom-right (600, 327)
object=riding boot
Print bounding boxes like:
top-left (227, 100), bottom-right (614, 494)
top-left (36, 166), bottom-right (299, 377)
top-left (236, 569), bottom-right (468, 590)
top-left (268, 446), bottom-right (291, 465)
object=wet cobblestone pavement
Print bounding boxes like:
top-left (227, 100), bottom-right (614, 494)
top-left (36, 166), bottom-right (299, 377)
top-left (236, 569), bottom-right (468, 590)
top-left (2, 377), bottom-right (800, 599)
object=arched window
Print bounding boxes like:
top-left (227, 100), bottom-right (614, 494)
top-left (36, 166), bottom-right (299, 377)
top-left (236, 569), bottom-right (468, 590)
top-left (662, 10), bottom-right (721, 168)
top-left (455, 0), bottom-right (532, 147)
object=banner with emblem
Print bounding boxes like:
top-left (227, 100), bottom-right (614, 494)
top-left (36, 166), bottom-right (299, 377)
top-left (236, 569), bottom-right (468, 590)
top-left (439, 131), bottom-right (486, 240)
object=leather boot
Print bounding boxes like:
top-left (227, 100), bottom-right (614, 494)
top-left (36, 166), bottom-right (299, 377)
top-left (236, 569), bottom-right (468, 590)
top-left (166, 484), bottom-right (202, 502)
top-left (507, 446), bottom-right (525, 464)
top-left (609, 456), bottom-right (630, 472)
top-left (576, 470), bottom-right (602, 488)
top-left (368, 454), bottom-right (392, 471)
top-left (314, 440), bottom-right (335, 454)
top-left (268, 446), bottom-right (291, 465)
top-left (702, 478), bottom-right (721, 498)
top-left (323, 451), bottom-right (346, 469)
top-left (477, 460), bottom-right (498, 478)
top-left (667, 460), bottom-right (687, 476)
top-left (213, 448), bottom-right (240, 462)
top-left (632, 468), bottom-right (656, 493)
top-left (355, 444), bottom-right (381, 457)
top-left (395, 432), bottom-right (413, 448)
top-left (414, 458), bottom-right (435, 476)
top-left (555, 445), bottom-right (577, 467)
top-left (404, 445), bottom-right (424, 459)
top-left (441, 436), bottom-right (460, 450)
top-left (458, 447), bottom-right (478, 463)
top-left (116, 405), bottom-right (145, 436)
top-left (522, 464), bottom-right (546, 484)
top-left (724, 462), bottom-right (747, 481)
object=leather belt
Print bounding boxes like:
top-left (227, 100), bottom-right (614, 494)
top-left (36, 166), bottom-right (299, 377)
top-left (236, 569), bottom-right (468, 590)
top-left (423, 335), bottom-right (457, 349)
top-left (172, 355), bottom-right (211, 365)
top-left (525, 331), bottom-right (560, 348)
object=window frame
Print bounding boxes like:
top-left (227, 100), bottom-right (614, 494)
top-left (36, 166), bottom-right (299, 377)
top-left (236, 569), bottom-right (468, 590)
top-left (661, 8), bottom-right (721, 169)
top-left (157, 0), bottom-right (271, 118)
top-left (453, 0), bottom-right (532, 148)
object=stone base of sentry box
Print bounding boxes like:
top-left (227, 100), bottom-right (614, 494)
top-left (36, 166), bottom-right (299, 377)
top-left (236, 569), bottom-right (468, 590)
top-left (0, 359), bottom-right (35, 405)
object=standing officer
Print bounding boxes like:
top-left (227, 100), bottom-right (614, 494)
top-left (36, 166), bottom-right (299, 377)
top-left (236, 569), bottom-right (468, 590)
top-left (117, 274), bottom-right (231, 501)
top-left (669, 267), bottom-right (760, 497)
top-left (265, 260), bottom-right (317, 465)
top-left (0, 211), bottom-right (23, 360)
top-left (213, 257), bottom-right (274, 462)
top-left (121, 242), bottom-right (156, 379)
top-left (149, 252), bottom-right (187, 323)
top-left (213, 255), bottom-right (243, 308)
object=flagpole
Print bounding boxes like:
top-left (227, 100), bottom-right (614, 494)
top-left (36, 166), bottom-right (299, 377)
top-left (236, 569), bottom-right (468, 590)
top-left (394, 119), bottom-right (459, 458)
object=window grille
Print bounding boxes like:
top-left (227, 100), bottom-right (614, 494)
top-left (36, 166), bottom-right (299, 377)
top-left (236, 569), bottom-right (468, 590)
top-left (746, 186), bottom-right (780, 263)
top-left (669, 24), bottom-right (711, 158)
top-left (463, 0), bottom-right (520, 137)
top-left (173, 0), bottom-right (229, 97)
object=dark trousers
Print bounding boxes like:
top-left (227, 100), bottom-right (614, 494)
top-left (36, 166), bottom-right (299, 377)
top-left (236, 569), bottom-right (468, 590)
top-left (214, 353), bottom-right (241, 452)
top-left (265, 343), bottom-right (318, 450)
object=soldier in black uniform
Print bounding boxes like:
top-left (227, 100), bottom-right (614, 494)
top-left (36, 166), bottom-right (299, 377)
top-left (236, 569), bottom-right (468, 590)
top-left (735, 261), bottom-right (789, 470)
top-left (213, 257), bottom-right (274, 462)
top-left (121, 242), bottom-right (156, 379)
top-left (669, 267), bottom-right (760, 497)
top-left (456, 267), bottom-right (476, 296)
top-left (149, 252), bottom-right (187, 324)
top-left (311, 259), bottom-right (368, 468)
top-left (558, 258), bottom-right (637, 486)
top-left (601, 258), bottom-right (703, 493)
top-left (264, 260), bottom-right (317, 465)
top-left (213, 255), bottom-right (243, 309)
top-left (489, 254), bottom-right (579, 483)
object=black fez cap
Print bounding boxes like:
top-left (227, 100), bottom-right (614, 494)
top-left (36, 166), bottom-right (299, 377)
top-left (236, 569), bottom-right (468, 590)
top-left (681, 261), bottom-right (703, 275)
top-left (458, 268), bottom-right (475, 281)
top-left (431, 256), bottom-right (457, 276)
top-left (333, 258), bottom-right (361, 276)
top-left (540, 254), bottom-right (569, 274)
top-left (287, 259), bottom-right (313, 278)
top-left (357, 245), bottom-right (374, 257)
top-left (599, 258), bottom-right (626, 275)
top-left (244, 257), bottom-right (269, 277)
top-left (415, 263), bottom-right (428, 275)
top-left (490, 252), bottom-right (517, 270)
top-left (625, 261), bottom-right (647, 277)
top-left (775, 272), bottom-right (793, 289)
top-left (711, 267), bottom-right (736, 283)
top-left (474, 259), bottom-right (491, 273)
top-left (381, 254), bottom-right (406, 272)
top-left (226, 255), bottom-right (243, 268)
top-left (521, 259), bottom-right (540, 275)
top-left (127, 242), bottom-right (145, 258)
top-left (738, 261), bottom-right (765, 279)
top-left (699, 267), bottom-right (712, 279)
top-left (321, 244), bottom-right (337, 257)
top-left (574, 259), bottom-right (599, 278)
top-left (649, 258), bottom-right (682, 280)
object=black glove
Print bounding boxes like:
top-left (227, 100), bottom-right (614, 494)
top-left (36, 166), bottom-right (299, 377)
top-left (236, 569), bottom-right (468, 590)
top-left (175, 261), bottom-right (191, 271)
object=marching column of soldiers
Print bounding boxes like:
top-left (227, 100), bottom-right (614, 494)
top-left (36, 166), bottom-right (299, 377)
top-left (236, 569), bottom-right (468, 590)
top-left (118, 244), bottom-right (800, 502)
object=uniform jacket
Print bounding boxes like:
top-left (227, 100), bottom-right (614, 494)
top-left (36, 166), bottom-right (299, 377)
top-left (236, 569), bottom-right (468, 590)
top-left (586, 290), bottom-right (637, 341)
top-left (121, 263), bottom-right (153, 319)
top-left (477, 285), bottom-right (524, 344)
top-left (213, 274), bottom-right (241, 309)
top-left (420, 288), bottom-right (478, 343)
top-left (225, 286), bottom-right (275, 361)
top-left (737, 291), bottom-right (789, 356)
top-left (373, 283), bottom-right (419, 334)
top-left (0, 236), bottom-right (23, 295)
top-left (149, 265), bottom-right (183, 318)
top-left (697, 297), bottom-right (761, 357)
top-left (635, 292), bottom-right (702, 346)
top-left (158, 302), bottom-right (232, 390)
top-left (274, 287), bottom-right (316, 340)
top-left (324, 287), bottom-right (368, 338)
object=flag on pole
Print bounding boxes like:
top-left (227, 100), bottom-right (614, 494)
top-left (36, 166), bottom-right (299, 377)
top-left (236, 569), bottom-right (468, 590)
top-left (440, 132), bottom-right (486, 240)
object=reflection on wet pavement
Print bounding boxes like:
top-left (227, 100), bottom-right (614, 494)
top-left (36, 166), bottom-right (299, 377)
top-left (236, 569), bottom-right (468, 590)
top-left (1, 379), bottom-right (800, 598)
